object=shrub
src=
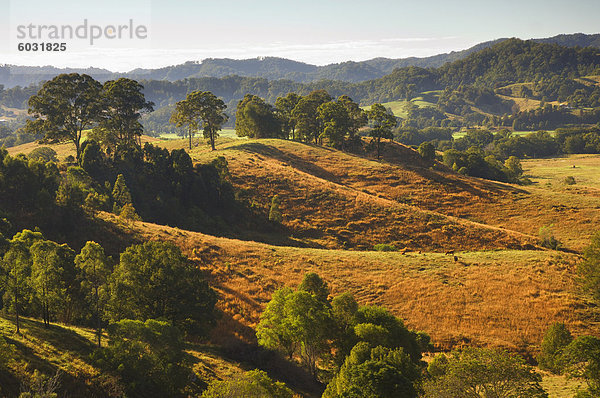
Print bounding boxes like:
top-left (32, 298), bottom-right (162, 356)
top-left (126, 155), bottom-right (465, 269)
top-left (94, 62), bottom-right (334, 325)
top-left (373, 244), bottom-right (397, 252)
top-left (28, 147), bottom-right (58, 163)
top-left (539, 225), bottom-right (561, 250)
top-left (538, 322), bottom-right (573, 373)
top-left (564, 176), bottom-right (576, 185)
top-left (268, 195), bottom-right (282, 223)
top-left (201, 369), bottom-right (293, 398)
top-left (423, 348), bottom-right (547, 398)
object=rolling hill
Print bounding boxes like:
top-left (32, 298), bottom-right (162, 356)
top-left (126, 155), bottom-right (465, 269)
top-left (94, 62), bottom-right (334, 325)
top-left (3, 134), bottom-right (599, 397)
top-left (1, 33), bottom-right (599, 88)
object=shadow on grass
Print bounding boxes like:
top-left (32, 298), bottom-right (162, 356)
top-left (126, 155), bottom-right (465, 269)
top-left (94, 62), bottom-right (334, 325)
top-left (1, 316), bottom-right (119, 398)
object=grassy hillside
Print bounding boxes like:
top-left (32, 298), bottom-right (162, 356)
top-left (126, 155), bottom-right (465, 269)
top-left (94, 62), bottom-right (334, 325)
top-left (94, 212), bottom-right (590, 357)
top-left (182, 138), bottom-right (543, 251)
top-left (163, 137), bottom-right (598, 251)
top-left (0, 315), bottom-right (319, 397)
top-left (3, 136), bottom-right (599, 397)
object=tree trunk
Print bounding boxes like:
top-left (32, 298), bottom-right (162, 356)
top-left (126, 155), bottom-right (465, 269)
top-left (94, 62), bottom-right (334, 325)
top-left (15, 287), bottom-right (20, 334)
top-left (95, 287), bottom-right (101, 347)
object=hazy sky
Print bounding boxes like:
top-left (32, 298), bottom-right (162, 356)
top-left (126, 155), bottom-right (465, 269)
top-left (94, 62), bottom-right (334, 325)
top-left (1, 0), bottom-right (599, 71)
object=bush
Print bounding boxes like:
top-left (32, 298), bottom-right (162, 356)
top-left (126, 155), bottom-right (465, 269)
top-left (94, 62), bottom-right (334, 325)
top-left (28, 147), bottom-right (58, 163)
top-left (373, 244), bottom-right (397, 252)
top-left (201, 369), bottom-right (293, 398)
top-left (418, 142), bottom-right (436, 162)
top-left (539, 225), bottom-right (561, 250)
top-left (268, 195), bottom-right (282, 223)
top-left (423, 348), bottom-right (547, 398)
top-left (92, 319), bottom-right (190, 398)
top-left (538, 322), bottom-right (573, 373)
top-left (564, 176), bottom-right (576, 185)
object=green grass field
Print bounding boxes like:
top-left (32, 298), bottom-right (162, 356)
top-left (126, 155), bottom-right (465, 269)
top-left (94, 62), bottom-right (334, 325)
top-left (365, 91), bottom-right (440, 118)
top-left (452, 130), bottom-right (555, 139)
top-left (522, 153), bottom-right (600, 190)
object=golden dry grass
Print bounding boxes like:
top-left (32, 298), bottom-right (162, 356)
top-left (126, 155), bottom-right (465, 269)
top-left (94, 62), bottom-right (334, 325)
top-left (97, 212), bottom-right (596, 357)
top-left (6, 135), bottom-right (161, 160)
top-left (156, 137), bottom-right (598, 252)
top-left (168, 138), bottom-right (541, 252)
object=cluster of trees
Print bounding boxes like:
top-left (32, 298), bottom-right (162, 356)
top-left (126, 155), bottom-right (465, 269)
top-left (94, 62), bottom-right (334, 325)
top-left (0, 234), bottom-right (216, 396)
top-left (0, 73), bottom-right (260, 236)
top-left (442, 148), bottom-right (524, 183)
top-left (392, 126), bottom-right (600, 183)
top-left (437, 85), bottom-right (514, 116)
top-left (497, 106), bottom-right (600, 131)
top-left (234, 90), bottom-right (397, 157)
top-left (0, 83), bottom-right (41, 108)
top-left (495, 76), bottom-right (600, 108)
top-left (256, 272), bottom-right (431, 396)
top-left (438, 39), bottom-right (600, 88)
top-left (254, 272), bottom-right (556, 398)
top-left (24, 73), bottom-right (154, 161)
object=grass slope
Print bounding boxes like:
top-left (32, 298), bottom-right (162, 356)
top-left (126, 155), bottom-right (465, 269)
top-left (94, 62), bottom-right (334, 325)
top-left (96, 212), bottom-right (593, 357)
top-left (0, 315), bottom-right (316, 398)
top-left (182, 138), bottom-right (541, 251)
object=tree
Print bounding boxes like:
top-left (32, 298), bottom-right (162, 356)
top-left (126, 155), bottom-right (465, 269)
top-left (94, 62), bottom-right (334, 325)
top-left (75, 241), bottom-right (111, 347)
top-left (170, 91), bottom-right (228, 151)
top-left (332, 292), bottom-right (360, 365)
top-left (418, 142), bottom-right (436, 163)
top-left (107, 241), bottom-right (217, 335)
top-left (30, 240), bottom-right (69, 327)
top-left (201, 369), bottom-right (293, 398)
top-left (323, 342), bottom-right (421, 398)
top-left (268, 195), bottom-right (283, 223)
top-left (111, 174), bottom-right (133, 214)
top-left (579, 230), bottom-right (600, 304)
top-left (257, 277), bottom-right (333, 376)
top-left (170, 96), bottom-right (199, 150)
top-left (1, 229), bottom-right (43, 333)
top-left (283, 290), bottom-right (333, 376)
top-left (235, 94), bottom-right (282, 138)
top-left (367, 103), bottom-right (397, 159)
top-left (317, 101), bottom-right (351, 148)
top-left (337, 95), bottom-right (367, 148)
top-left (423, 347), bottom-right (547, 398)
top-left (256, 287), bottom-right (296, 359)
top-left (92, 319), bottom-right (189, 397)
top-left (96, 78), bottom-right (154, 152)
top-left (504, 156), bottom-right (523, 180)
top-left (538, 322), bottom-right (573, 374)
top-left (563, 335), bottom-right (600, 396)
top-left (298, 272), bottom-right (329, 303)
top-left (26, 73), bottom-right (103, 161)
top-left (275, 92), bottom-right (302, 139)
top-left (292, 90), bottom-right (332, 144)
top-left (2, 241), bottom-right (30, 334)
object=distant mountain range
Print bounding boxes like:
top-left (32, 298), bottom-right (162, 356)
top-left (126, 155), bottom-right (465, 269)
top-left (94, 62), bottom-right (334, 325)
top-left (0, 33), bottom-right (599, 88)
